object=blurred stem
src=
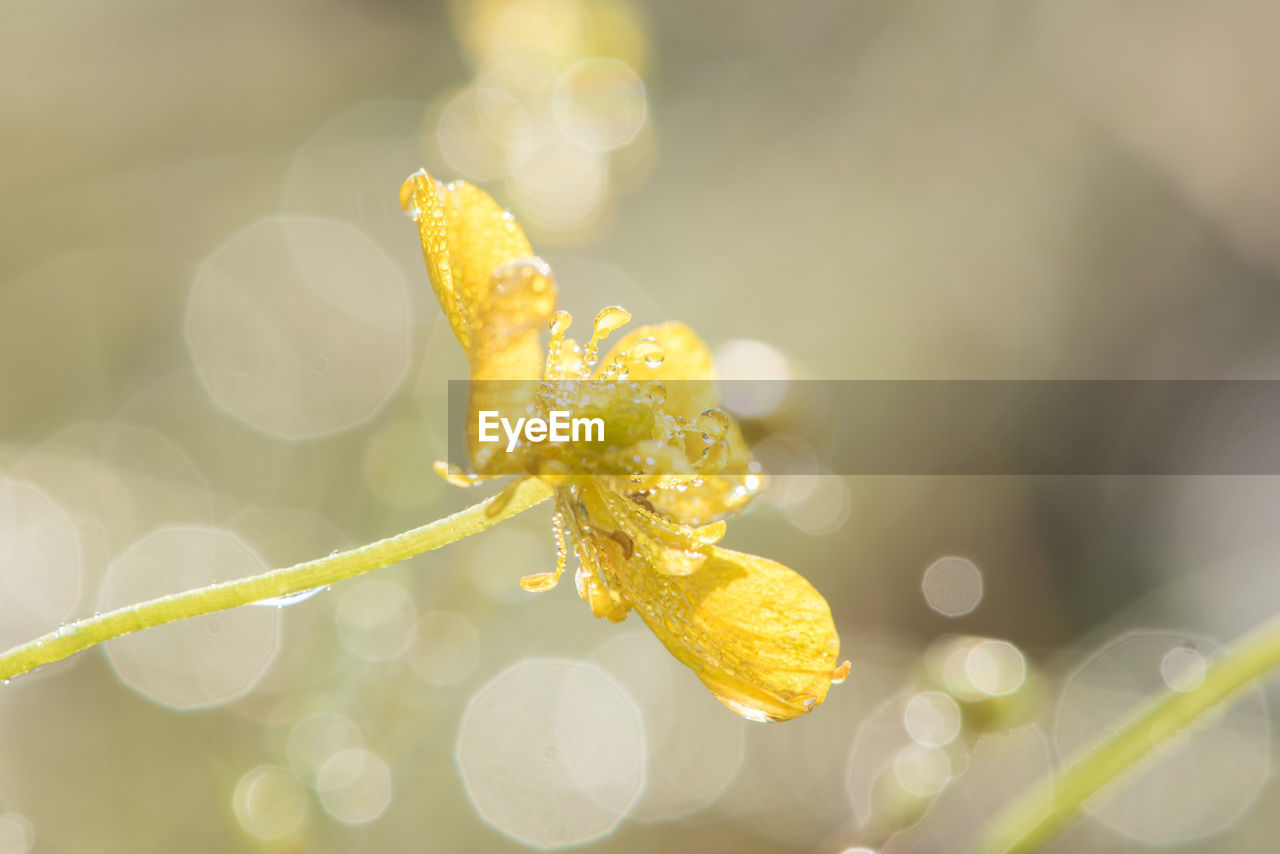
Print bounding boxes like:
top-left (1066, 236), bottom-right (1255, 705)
top-left (974, 611), bottom-right (1280, 854)
top-left (0, 477), bottom-right (553, 684)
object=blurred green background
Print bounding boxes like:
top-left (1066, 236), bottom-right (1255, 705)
top-left (4, 1), bottom-right (1280, 852)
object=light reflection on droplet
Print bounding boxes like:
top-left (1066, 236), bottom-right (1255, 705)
top-left (965, 640), bottom-right (1026, 697)
top-left (100, 526), bottom-right (280, 709)
top-left (1160, 645), bottom-right (1208, 693)
top-left (551, 58), bottom-right (647, 151)
top-left (1056, 631), bottom-right (1269, 845)
top-left (0, 479), bottom-right (82, 651)
top-left (456, 658), bottom-right (645, 848)
top-left (893, 744), bottom-right (952, 798)
top-left (921, 556), bottom-right (984, 618)
top-left (249, 587), bottom-right (327, 608)
top-left (286, 713), bottom-right (364, 785)
top-left (334, 579), bottom-right (417, 662)
top-left (185, 216), bottom-right (411, 440)
top-left (714, 338), bottom-right (791, 418)
top-left (0, 813), bottom-right (32, 854)
top-left (315, 748), bottom-right (393, 826)
top-left (407, 611), bottom-right (480, 687)
top-left (903, 691), bottom-right (962, 748)
top-left (232, 765), bottom-right (308, 840)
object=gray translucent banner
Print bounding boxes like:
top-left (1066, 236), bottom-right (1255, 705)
top-left (446, 380), bottom-right (1280, 475)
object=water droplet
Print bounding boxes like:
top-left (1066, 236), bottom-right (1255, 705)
top-left (692, 520), bottom-right (727, 545)
top-left (252, 587), bottom-right (329, 608)
top-left (693, 409), bottom-right (730, 440)
top-left (582, 307), bottom-right (631, 369)
top-left (398, 173), bottom-right (421, 212)
top-left (639, 381), bottom-right (666, 405)
top-left (548, 311), bottom-right (573, 335)
top-left (626, 338), bottom-right (665, 370)
top-left (696, 442), bottom-right (730, 473)
top-left (591, 306), bottom-right (631, 338)
top-left (520, 571), bottom-right (561, 592)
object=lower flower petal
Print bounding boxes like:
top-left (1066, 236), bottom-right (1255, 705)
top-left (612, 542), bottom-right (842, 722)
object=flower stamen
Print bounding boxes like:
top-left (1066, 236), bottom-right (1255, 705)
top-left (584, 306), bottom-right (631, 373)
top-left (544, 311), bottom-right (573, 380)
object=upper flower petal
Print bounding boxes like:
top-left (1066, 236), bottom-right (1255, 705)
top-left (466, 259), bottom-right (559, 467)
top-left (597, 322), bottom-right (716, 416)
top-left (598, 322), bottom-right (758, 522)
top-left (401, 170), bottom-right (534, 353)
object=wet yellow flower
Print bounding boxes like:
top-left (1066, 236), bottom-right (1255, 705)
top-left (400, 169), bottom-right (847, 721)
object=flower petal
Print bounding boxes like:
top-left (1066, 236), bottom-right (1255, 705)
top-left (597, 322), bottom-right (715, 418)
top-left (610, 539), bottom-right (842, 722)
top-left (401, 170), bottom-right (533, 353)
top-left (597, 322), bottom-right (758, 521)
top-left (468, 258), bottom-right (557, 382)
top-left (466, 259), bottom-right (558, 468)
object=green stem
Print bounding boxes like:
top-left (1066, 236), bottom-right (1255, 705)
top-left (974, 611), bottom-right (1280, 854)
top-left (0, 477), bottom-right (553, 683)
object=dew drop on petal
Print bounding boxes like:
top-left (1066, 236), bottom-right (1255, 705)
top-left (693, 409), bottom-right (730, 440)
top-left (626, 337), bottom-right (664, 369)
top-left (639, 381), bottom-right (666, 405)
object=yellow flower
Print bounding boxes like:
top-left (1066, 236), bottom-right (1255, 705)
top-left (400, 169), bottom-right (848, 721)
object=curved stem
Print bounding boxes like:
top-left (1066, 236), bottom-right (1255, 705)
top-left (974, 611), bottom-right (1280, 854)
top-left (0, 477), bottom-right (553, 683)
